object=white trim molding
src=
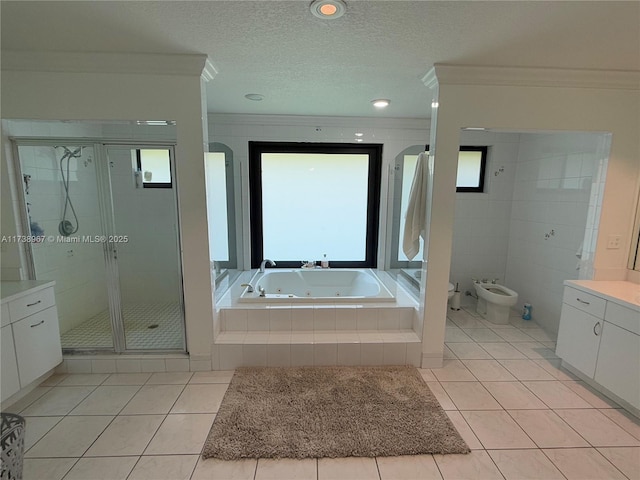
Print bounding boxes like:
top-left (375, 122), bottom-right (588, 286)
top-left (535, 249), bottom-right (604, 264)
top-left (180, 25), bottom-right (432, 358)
top-left (1, 51), bottom-right (213, 78)
top-left (423, 64), bottom-right (640, 90)
top-left (201, 59), bottom-right (219, 82)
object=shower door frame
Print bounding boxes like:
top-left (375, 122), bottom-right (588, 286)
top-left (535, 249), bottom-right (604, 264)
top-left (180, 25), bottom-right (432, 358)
top-left (10, 137), bottom-right (186, 354)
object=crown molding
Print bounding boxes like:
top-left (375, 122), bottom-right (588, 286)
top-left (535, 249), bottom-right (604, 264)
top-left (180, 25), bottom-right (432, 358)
top-left (425, 64), bottom-right (640, 90)
top-left (421, 68), bottom-right (438, 90)
top-left (201, 59), bottom-right (218, 82)
top-left (1, 51), bottom-right (213, 78)
top-left (207, 113), bottom-right (430, 129)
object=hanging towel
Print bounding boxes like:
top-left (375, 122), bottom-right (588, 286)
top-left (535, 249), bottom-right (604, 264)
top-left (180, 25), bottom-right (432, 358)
top-left (402, 151), bottom-right (429, 260)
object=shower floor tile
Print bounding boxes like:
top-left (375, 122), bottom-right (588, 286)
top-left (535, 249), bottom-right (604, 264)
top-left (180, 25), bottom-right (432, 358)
top-left (60, 303), bottom-right (184, 350)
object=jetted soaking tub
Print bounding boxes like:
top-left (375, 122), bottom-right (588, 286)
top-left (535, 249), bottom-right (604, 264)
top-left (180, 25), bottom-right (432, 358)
top-left (238, 269), bottom-right (395, 303)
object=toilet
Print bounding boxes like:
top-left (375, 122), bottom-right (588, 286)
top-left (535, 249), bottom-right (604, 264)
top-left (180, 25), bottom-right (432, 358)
top-left (474, 281), bottom-right (518, 324)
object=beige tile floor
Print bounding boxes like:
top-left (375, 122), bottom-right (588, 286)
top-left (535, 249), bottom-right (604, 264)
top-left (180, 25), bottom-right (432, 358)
top-left (6, 308), bottom-right (640, 480)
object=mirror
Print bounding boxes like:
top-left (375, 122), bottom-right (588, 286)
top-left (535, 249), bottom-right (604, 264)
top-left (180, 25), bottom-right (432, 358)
top-left (205, 142), bottom-right (239, 295)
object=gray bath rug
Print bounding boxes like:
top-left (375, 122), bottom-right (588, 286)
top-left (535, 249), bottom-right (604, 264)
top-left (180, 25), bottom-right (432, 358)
top-left (202, 366), bottom-right (470, 460)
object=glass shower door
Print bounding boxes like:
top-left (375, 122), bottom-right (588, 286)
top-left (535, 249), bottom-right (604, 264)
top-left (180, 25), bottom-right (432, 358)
top-left (104, 145), bottom-right (185, 351)
top-left (17, 143), bottom-right (114, 350)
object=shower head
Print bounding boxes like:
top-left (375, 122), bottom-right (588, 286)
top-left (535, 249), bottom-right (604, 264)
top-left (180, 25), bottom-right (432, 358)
top-left (56, 146), bottom-right (83, 160)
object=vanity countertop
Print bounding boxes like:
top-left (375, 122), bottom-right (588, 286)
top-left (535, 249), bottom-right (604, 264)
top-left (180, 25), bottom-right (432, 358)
top-left (565, 280), bottom-right (640, 311)
top-left (1, 280), bottom-right (56, 303)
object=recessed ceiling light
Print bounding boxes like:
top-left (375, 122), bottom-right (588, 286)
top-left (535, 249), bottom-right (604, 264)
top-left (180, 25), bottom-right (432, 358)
top-left (354, 132), bottom-right (364, 137)
top-left (310, 0), bottom-right (346, 19)
top-left (244, 93), bottom-right (264, 101)
top-left (371, 99), bottom-right (390, 108)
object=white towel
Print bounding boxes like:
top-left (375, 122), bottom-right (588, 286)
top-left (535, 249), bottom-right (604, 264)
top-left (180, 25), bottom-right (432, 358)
top-left (402, 151), bottom-right (429, 260)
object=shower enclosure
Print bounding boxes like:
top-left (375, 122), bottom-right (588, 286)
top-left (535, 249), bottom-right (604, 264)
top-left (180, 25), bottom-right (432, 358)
top-left (13, 140), bottom-right (185, 353)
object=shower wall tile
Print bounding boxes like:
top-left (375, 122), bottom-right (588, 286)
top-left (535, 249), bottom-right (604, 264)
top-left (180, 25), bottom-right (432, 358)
top-left (450, 132), bottom-right (520, 303)
top-left (505, 132), bottom-right (610, 335)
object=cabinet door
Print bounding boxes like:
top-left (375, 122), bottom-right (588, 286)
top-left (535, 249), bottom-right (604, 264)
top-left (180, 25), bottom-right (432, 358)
top-left (1, 325), bottom-right (21, 402)
top-left (556, 303), bottom-right (602, 378)
top-left (594, 321), bottom-right (640, 410)
top-left (12, 307), bottom-right (62, 387)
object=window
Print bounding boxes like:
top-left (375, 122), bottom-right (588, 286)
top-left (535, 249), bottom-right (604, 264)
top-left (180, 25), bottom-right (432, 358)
top-left (456, 146), bottom-right (487, 192)
top-left (135, 149), bottom-right (172, 188)
top-left (249, 142), bottom-right (382, 268)
top-left (205, 142), bottom-right (238, 271)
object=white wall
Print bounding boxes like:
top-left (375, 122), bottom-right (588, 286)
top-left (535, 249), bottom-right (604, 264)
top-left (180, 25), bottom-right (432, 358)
top-left (505, 131), bottom-right (610, 334)
top-left (450, 131), bottom-right (520, 299)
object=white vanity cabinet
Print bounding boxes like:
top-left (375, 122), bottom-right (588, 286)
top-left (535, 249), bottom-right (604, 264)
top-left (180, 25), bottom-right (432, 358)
top-left (556, 305), bottom-right (602, 378)
top-left (594, 302), bottom-right (640, 410)
top-left (0, 281), bottom-right (62, 403)
top-left (556, 280), bottom-right (640, 416)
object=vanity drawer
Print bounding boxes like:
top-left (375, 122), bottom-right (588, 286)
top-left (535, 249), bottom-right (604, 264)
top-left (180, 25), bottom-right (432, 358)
top-left (563, 287), bottom-right (606, 318)
top-left (605, 302), bottom-right (640, 335)
top-left (8, 287), bottom-right (56, 322)
top-left (12, 306), bottom-right (62, 387)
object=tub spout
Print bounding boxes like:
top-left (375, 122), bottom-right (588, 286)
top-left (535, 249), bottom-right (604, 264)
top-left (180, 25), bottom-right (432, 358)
top-left (260, 259), bottom-right (276, 273)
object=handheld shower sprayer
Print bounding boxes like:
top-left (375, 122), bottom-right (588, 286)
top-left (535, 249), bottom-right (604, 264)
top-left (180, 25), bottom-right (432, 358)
top-left (56, 146), bottom-right (83, 236)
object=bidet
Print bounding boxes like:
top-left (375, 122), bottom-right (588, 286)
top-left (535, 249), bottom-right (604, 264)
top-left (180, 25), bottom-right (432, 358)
top-left (474, 280), bottom-right (518, 324)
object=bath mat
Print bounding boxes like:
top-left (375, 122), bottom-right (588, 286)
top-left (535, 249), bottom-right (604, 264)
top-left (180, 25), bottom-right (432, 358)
top-left (202, 366), bottom-right (470, 460)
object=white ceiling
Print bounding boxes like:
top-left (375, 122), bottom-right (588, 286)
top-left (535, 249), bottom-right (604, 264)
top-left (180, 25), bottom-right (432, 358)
top-left (2, 1), bottom-right (639, 119)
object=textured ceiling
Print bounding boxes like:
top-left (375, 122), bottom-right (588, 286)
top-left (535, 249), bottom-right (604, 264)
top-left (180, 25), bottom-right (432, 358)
top-left (2, 1), bottom-right (639, 118)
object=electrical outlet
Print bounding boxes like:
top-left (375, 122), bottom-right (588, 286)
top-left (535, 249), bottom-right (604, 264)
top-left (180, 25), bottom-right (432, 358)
top-left (607, 235), bottom-right (622, 249)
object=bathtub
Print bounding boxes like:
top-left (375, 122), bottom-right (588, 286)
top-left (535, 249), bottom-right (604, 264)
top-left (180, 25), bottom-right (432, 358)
top-left (238, 269), bottom-right (395, 303)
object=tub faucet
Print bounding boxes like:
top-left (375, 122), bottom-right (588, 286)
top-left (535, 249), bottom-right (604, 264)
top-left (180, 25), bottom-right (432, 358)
top-left (240, 283), bottom-right (254, 293)
top-left (491, 278), bottom-right (499, 284)
top-left (258, 285), bottom-right (266, 297)
top-left (259, 259), bottom-right (276, 273)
